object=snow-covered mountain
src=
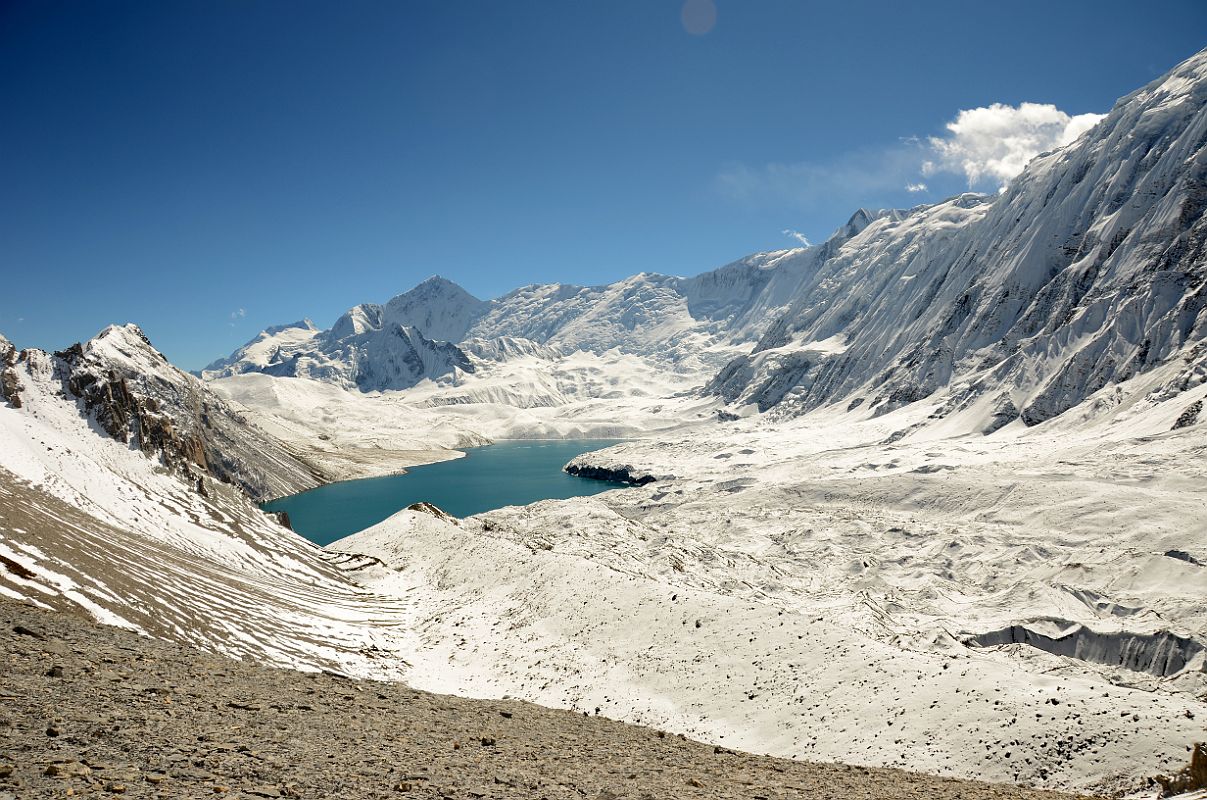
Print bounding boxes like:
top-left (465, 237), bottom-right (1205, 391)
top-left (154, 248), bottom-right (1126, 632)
top-left (4, 324), bottom-right (320, 501)
top-left (710, 50), bottom-right (1207, 429)
top-left (0, 328), bottom-right (417, 675)
top-left (205, 252), bottom-right (816, 391)
top-left (382, 275), bottom-right (491, 343)
top-left (206, 51), bottom-right (1207, 439)
top-left (4, 46), bottom-right (1207, 799)
top-left (202, 306), bottom-right (476, 393)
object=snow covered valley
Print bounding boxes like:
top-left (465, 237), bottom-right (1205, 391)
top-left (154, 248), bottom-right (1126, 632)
top-left (320, 368), bottom-right (1207, 795)
top-left (3, 46), bottom-right (1207, 799)
top-left (3, 318), bottom-right (1204, 795)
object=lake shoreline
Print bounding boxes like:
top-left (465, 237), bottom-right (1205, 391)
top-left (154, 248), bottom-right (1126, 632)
top-left (262, 439), bottom-right (629, 545)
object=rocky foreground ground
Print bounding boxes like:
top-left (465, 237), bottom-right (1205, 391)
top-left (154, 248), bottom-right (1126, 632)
top-left (0, 599), bottom-right (1097, 800)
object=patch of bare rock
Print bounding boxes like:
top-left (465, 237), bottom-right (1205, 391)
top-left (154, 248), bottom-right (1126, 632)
top-left (0, 599), bottom-right (1096, 800)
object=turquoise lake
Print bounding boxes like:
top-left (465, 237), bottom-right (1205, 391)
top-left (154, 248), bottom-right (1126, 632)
top-left (262, 439), bottom-right (627, 546)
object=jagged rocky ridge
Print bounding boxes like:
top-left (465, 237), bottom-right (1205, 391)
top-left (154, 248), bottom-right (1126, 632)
top-left (0, 335), bottom-right (23, 409)
top-left (5, 324), bottom-right (320, 501)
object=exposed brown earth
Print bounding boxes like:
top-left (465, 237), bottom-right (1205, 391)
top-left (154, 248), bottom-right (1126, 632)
top-left (0, 599), bottom-right (1097, 800)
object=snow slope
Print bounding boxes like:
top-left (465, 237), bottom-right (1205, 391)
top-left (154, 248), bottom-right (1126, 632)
top-left (323, 347), bottom-right (1207, 795)
top-left (712, 49), bottom-right (1207, 427)
top-left (9, 325), bottom-right (322, 501)
top-left (0, 334), bottom-right (416, 677)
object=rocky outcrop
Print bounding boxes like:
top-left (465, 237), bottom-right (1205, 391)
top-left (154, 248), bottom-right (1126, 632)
top-left (564, 462), bottom-right (656, 486)
top-left (407, 501), bottom-right (459, 524)
top-left (11, 324), bottom-right (324, 502)
top-left (1156, 742), bottom-right (1207, 797)
top-left (982, 393), bottom-right (1020, 435)
top-left (1173, 399), bottom-right (1203, 430)
top-left (0, 336), bottom-right (21, 409)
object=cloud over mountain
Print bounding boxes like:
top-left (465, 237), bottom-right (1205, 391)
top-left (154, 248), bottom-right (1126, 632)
top-left (923, 102), bottom-right (1106, 189)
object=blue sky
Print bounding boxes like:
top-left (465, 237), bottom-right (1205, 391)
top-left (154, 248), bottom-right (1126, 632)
top-left (2, 1), bottom-right (1204, 369)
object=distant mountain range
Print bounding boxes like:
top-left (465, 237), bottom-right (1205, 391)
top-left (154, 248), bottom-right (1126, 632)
top-left (201, 48), bottom-right (1207, 432)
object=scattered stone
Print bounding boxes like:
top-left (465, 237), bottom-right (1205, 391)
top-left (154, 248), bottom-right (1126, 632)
top-left (0, 597), bottom-right (1082, 800)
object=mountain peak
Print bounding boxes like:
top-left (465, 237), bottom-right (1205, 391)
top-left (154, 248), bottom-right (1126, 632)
top-left (394, 275), bottom-right (482, 304)
top-left (835, 207), bottom-right (903, 241)
top-left (381, 276), bottom-right (490, 343)
top-left (264, 319), bottom-right (317, 336)
top-left (92, 323), bottom-right (158, 353)
top-left (415, 274), bottom-right (463, 290)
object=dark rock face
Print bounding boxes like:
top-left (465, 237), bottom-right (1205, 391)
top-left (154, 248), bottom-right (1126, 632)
top-left (58, 350), bottom-right (209, 483)
top-left (0, 369), bottom-right (21, 408)
top-left (564, 463), bottom-right (655, 486)
top-left (0, 337), bottom-right (21, 409)
top-left (1173, 399), bottom-right (1203, 430)
top-left (1166, 549), bottom-right (1204, 566)
top-left (34, 326), bottom-right (322, 502)
top-left (982, 393), bottom-right (1020, 435)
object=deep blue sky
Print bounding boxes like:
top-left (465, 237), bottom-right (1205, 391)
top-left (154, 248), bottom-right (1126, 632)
top-left (2, 1), bottom-right (1204, 369)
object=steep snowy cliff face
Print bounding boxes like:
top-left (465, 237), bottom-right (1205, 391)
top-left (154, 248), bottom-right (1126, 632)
top-left (711, 51), bottom-right (1207, 426)
top-left (7, 324), bottom-right (320, 501)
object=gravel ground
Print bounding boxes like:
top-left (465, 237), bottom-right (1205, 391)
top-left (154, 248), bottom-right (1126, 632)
top-left (0, 599), bottom-right (1096, 800)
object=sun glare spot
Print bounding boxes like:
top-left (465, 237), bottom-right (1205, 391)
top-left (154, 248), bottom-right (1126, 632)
top-left (681, 0), bottom-right (717, 36)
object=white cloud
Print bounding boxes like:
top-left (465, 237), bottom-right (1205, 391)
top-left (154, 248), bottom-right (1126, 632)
top-left (923, 102), bottom-right (1105, 189)
top-left (782, 229), bottom-right (812, 247)
top-left (715, 102), bottom-right (1105, 219)
top-left (230, 308), bottom-right (246, 320)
